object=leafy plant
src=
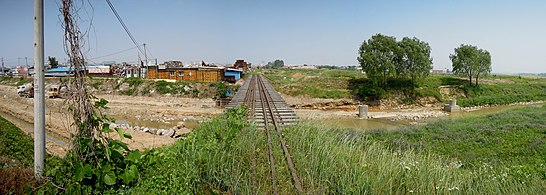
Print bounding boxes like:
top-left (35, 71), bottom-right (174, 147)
top-left (356, 85), bottom-right (385, 101)
top-left (124, 77), bottom-right (143, 87)
top-left (43, 99), bottom-right (152, 193)
top-left (155, 80), bottom-right (185, 95)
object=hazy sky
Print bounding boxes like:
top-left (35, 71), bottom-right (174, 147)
top-left (1, 0), bottom-right (545, 73)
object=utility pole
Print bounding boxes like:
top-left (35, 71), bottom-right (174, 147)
top-left (25, 57), bottom-right (29, 75)
top-left (143, 43), bottom-right (148, 79)
top-left (1, 57), bottom-right (4, 76)
top-left (33, 0), bottom-right (46, 180)
top-left (155, 58), bottom-right (158, 79)
top-left (137, 52), bottom-right (141, 78)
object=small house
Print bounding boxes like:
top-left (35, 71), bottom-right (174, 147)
top-left (224, 68), bottom-right (244, 83)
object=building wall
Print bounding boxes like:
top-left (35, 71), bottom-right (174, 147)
top-left (148, 68), bottom-right (224, 82)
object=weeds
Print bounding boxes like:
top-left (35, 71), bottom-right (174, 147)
top-left (365, 105), bottom-right (546, 180)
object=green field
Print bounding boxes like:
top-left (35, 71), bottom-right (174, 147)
top-left (260, 69), bottom-right (363, 99)
top-left (259, 68), bottom-right (546, 106)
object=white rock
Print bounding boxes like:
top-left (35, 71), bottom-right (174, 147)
top-left (164, 129), bottom-right (175, 137)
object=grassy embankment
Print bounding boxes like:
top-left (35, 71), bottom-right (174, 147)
top-left (259, 68), bottom-right (546, 107)
top-left (126, 105), bottom-right (546, 194)
top-left (2, 104), bottom-right (545, 193)
top-left (0, 116), bottom-right (43, 194)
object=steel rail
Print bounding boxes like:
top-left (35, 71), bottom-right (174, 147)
top-left (255, 75), bottom-right (279, 195)
top-left (257, 75), bottom-right (304, 194)
top-left (244, 75), bottom-right (259, 191)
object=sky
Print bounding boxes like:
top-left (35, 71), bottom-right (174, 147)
top-left (1, 0), bottom-right (546, 73)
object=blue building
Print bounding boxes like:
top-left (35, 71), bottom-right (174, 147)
top-left (224, 68), bottom-right (244, 83)
top-left (45, 67), bottom-right (75, 77)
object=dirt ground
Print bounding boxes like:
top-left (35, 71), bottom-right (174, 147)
top-left (0, 82), bottom-right (457, 156)
top-left (0, 85), bottom-right (223, 156)
top-left (282, 94), bottom-right (447, 120)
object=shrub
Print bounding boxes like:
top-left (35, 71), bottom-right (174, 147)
top-left (124, 77), bottom-right (143, 87)
top-left (356, 85), bottom-right (385, 101)
top-left (155, 80), bottom-right (185, 95)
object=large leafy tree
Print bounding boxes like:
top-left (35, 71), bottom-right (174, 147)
top-left (358, 34), bottom-right (399, 88)
top-left (450, 44), bottom-right (491, 86)
top-left (397, 37), bottom-right (433, 87)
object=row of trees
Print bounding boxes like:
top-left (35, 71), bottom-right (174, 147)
top-left (357, 34), bottom-right (433, 88)
top-left (358, 34), bottom-right (492, 88)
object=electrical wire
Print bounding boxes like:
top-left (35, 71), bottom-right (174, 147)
top-left (105, 0), bottom-right (146, 57)
top-left (88, 44), bottom-right (141, 60)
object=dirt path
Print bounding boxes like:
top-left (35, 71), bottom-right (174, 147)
top-left (0, 84), bottom-right (223, 156)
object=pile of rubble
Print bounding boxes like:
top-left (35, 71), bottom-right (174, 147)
top-left (110, 121), bottom-right (191, 138)
top-left (389, 110), bottom-right (448, 121)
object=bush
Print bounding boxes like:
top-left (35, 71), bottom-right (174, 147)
top-left (124, 77), bottom-right (143, 87)
top-left (356, 85), bottom-right (385, 101)
top-left (155, 80), bottom-right (185, 95)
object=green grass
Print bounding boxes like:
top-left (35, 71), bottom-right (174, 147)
top-left (122, 105), bottom-right (546, 194)
top-left (260, 69), bottom-right (363, 99)
top-left (0, 116), bottom-right (59, 194)
top-left (0, 116), bottom-right (33, 167)
top-left (260, 69), bottom-right (546, 106)
top-left (457, 82), bottom-right (546, 107)
top-left (365, 105), bottom-right (546, 180)
top-left (3, 103), bottom-right (545, 193)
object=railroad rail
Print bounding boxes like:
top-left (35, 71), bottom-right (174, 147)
top-left (226, 75), bottom-right (302, 194)
top-left (226, 75), bottom-right (298, 127)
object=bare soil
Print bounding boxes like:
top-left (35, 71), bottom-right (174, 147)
top-left (0, 84), bottom-right (223, 156)
top-left (283, 94), bottom-right (447, 120)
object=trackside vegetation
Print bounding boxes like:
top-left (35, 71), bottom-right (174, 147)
top-left (2, 105), bottom-right (546, 193)
top-left (127, 105), bottom-right (546, 194)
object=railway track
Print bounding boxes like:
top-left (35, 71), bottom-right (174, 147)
top-left (226, 75), bottom-right (302, 194)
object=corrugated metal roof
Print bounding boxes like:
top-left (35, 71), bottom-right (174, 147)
top-left (46, 67), bottom-right (73, 72)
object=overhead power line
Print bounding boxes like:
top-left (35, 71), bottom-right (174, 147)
top-left (105, 0), bottom-right (146, 57)
top-left (89, 44), bottom-right (141, 60)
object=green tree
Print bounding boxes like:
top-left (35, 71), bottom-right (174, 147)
top-left (397, 37), bottom-right (433, 88)
top-left (48, 56), bottom-right (59, 69)
top-left (449, 44), bottom-right (492, 86)
top-left (357, 34), bottom-right (399, 88)
top-left (266, 59), bottom-right (284, 69)
top-left (475, 50), bottom-right (491, 85)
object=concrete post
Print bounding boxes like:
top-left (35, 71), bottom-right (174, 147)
top-left (358, 105), bottom-right (368, 119)
top-left (450, 99), bottom-right (457, 106)
top-left (33, 0), bottom-right (46, 180)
